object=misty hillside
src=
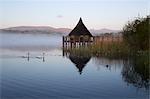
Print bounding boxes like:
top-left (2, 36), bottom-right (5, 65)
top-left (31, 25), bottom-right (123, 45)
top-left (0, 26), bottom-right (120, 35)
top-left (90, 28), bottom-right (120, 35)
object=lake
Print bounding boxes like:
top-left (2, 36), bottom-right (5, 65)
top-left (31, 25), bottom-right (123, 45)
top-left (0, 32), bottom-right (149, 99)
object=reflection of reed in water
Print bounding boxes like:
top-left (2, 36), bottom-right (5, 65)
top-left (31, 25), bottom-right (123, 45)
top-left (63, 48), bottom-right (91, 74)
top-left (92, 56), bottom-right (124, 71)
top-left (122, 56), bottom-right (149, 89)
top-left (92, 55), bottom-right (149, 89)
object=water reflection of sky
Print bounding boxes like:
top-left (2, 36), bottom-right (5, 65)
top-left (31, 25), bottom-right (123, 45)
top-left (0, 33), bottom-right (149, 99)
top-left (0, 33), bottom-right (62, 48)
top-left (1, 49), bottom-right (149, 99)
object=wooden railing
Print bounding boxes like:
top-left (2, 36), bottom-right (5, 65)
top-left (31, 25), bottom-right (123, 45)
top-left (62, 35), bottom-right (123, 48)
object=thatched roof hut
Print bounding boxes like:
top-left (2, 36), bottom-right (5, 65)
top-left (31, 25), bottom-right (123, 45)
top-left (63, 18), bottom-right (93, 47)
top-left (68, 18), bottom-right (93, 37)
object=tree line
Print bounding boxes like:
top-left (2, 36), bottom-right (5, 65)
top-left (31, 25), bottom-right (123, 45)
top-left (122, 16), bottom-right (149, 51)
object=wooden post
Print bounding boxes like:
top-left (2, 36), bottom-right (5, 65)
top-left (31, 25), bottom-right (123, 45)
top-left (71, 41), bottom-right (73, 48)
top-left (79, 38), bottom-right (81, 46)
top-left (62, 36), bottom-right (64, 48)
top-left (27, 52), bottom-right (29, 61)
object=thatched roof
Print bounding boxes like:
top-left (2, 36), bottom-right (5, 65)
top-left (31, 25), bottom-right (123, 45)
top-left (69, 18), bottom-right (92, 37)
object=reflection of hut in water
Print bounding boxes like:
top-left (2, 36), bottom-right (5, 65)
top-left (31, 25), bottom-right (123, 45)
top-left (63, 18), bottom-right (94, 48)
top-left (63, 49), bottom-right (91, 74)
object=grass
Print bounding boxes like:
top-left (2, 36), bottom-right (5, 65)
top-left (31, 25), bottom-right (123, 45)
top-left (63, 40), bottom-right (149, 59)
top-left (91, 41), bottom-right (130, 57)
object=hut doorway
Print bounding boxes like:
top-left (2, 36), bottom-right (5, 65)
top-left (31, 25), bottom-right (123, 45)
top-left (80, 36), bottom-right (83, 42)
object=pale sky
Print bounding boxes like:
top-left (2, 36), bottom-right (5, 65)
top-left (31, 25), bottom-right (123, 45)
top-left (0, 0), bottom-right (149, 30)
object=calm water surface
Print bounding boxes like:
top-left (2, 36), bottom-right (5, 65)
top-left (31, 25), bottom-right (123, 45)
top-left (0, 33), bottom-right (149, 99)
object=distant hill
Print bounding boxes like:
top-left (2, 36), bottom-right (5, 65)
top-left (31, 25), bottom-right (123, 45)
top-left (0, 26), bottom-right (72, 35)
top-left (90, 28), bottom-right (120, 35)
top-left (0, 26), bottom-right (120, 35)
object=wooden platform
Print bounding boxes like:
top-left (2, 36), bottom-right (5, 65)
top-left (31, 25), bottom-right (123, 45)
top-left (62, 36), bottom-right (94, 48)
